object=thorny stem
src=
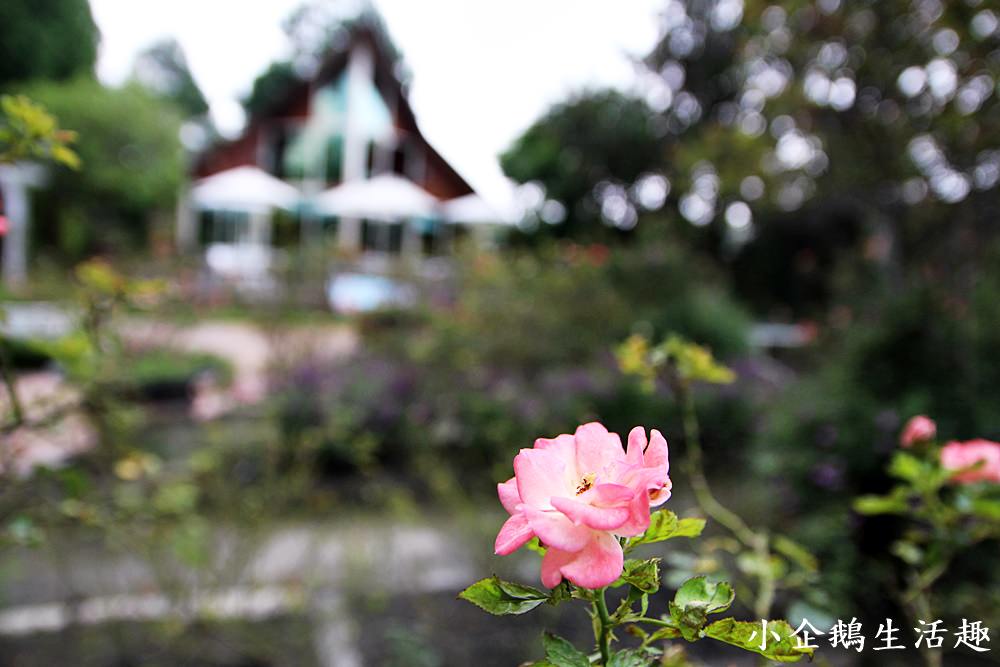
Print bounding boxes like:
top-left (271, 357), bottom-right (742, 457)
top-left (594, 587), bottom-right (613, 665)
top-left (677, 381), bottom-right (776, 620)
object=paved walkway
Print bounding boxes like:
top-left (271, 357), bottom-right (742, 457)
top-left (0, 518), bottom-right (491, 667)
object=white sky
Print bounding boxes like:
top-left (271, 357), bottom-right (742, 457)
top-left (89, 0), bottom-right (663, 205)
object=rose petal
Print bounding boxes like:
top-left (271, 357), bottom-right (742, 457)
top-left (645, 429), bottom-right (669, 473)
top-left (558, 532), bottom-right (625, 589)
top-left (575, 422), bottom-right (625, 475)
top-left (626, 426), bottom-right (647, 466)
top-left (524, 507), bottom-right (592, 551)
top-left (514, 448), bottom-right (573, 508)
top-left (498, 477), bottom-right (522, 514)
top-left (551, 495), bottom-right (631, 531)
top-left (494, 513), bottom-right (534, 555)
top-left (540, 546), bottom-right (576, 588)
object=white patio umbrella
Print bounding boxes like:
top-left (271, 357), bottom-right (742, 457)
top-left (440, 193), bottom-right (516, 225)
top-left (190, 166), bottom-right (300, 213)
top-left (312, 173), bottom-right (438, 221)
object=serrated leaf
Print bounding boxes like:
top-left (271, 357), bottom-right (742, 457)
top-left (646, 624), bottom-right (682, 642)
top-left (620, 558), bottom-right (661, 593)
top-left (629, 511), bottom-right (705, 550)
top-left (497, 579), bottom-right (549, 600)
top-left (542, 632), bottom-right (590, 667)
top-left (669, 576), bottom-right (735, 641)
top-left (674, 518), bottom-right (707, 537)
top-left (608, 648), bottom-right (655, 666)
top-left (704, 618), bottom-right (814, 662)
top-left (459, 577), bottom-right (547, 615)
top-left (673, 576), bottom-right (734, 614)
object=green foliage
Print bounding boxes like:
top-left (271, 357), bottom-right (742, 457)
top-left (668, 576), bottom-right (734, 641)
top-left (462, 565), bottom-right (811, 665)
top-left (0, 0), bottom-right (98, 86)
top-left (501, 90), bottom-right (666, 240)
top-left (116, 347), bottom-right (232, 399)
top-left (852, 426), bottom-right (1000, 636)
top-left (755, 271), bottom-right (1000, 615)
top-left (618, 558), bottom-right (661, 595)
top-left (270, 244), bottom-right (751, 493)
top-left (242, 61), bottom-right (300, 118)
top-left (0, 94), bottom-right (79, 167)
top-left (441, 243), bottom-right (749, 372)
top-left (617, 334), bottom-right (735, 392)
top-left (704, 618), bottom-right (812, 663)
top-left (458, 576), bottom-right (549, 616)
top-left (21, 79), bottom-right (184, 256)
top-left (605, 650), bottom-right (649, 667)
top-left (541, 632), bottom-right (590, 667)
top-left (626, 510), bottom-right (705, 550)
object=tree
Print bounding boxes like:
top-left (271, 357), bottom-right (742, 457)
top-left (22, 78), bottom-right (183, 258)
top-left (500, 90), bottom-right (668, 241)
top-left (131, 39), bottom-right (209, 119)
top-left (502, 0), bottom-right (1000, 312)
top-left (639, 0), bottom-right (1000, 279)
top-left (0, 0), bottom-right (99, 86)
top-left (243, 61), bottom-right (301, 119)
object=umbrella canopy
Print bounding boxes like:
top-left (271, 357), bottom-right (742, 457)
top-left (440, 193), bottom-right (511, 225)
top-left (190, 166), bottom-right (300, 213)
top-left (312, 174), bottom-right (438, 221)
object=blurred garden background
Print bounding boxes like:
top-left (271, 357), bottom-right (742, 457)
top-left (1, 0), bottom-right (999, 665)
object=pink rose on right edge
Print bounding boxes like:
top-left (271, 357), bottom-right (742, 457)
top-left (940, 439), bottom-right (1000, 484)
top-left (899, 415), bottom-right (936, 448)
top-left (494, 422), bottom-right (671, 589)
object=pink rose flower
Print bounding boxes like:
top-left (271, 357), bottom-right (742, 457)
top-left (900, 415), bottom-right (936, 448)
top-left (0, 215), bottom-right (8, 237)
top-left (494, 422), bottom-right (671, 589)
top-left (940, 439), bottom-right (1000, 484)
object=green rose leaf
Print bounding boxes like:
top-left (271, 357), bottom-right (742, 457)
top-left (542, 632), bottom-right (590, 667)
top-left (673, 576), bottom-right (735, 614)
top-left (459, 576), bottom-right (548, 615)
top-left (888, 452), bottom-right (926, 483)
top-left (608, 648), bottom-right (655, 666)
top-left (620, 558), bottom-right (661, 594)
top-left (669, 576), bottom-right (735, 640)
top-left (547, 580), bottom-right (573, 606)
top-left (705, 618), bottom-right (814, 662)
top-left (853, 491), bottom-right (908, 515)
top-left (526, 536), bottom-right (547, 555)
top-left (970, 498), bottom-right (1000, 521)
top-left (629, 510), bottom-right (706, 550)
